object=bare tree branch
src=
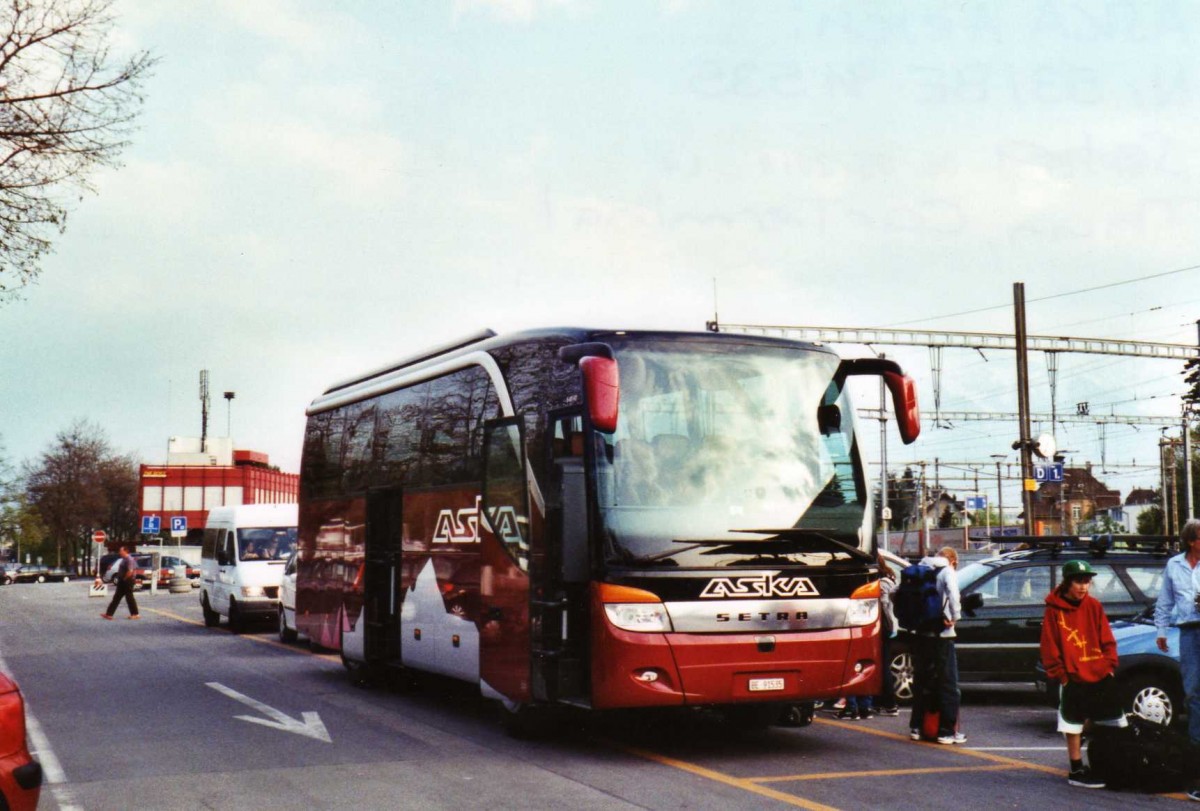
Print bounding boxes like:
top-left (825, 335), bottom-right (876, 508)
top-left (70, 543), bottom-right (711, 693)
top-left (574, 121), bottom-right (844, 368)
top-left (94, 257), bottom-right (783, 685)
top-left (0, 0), bottom-right (155, 301)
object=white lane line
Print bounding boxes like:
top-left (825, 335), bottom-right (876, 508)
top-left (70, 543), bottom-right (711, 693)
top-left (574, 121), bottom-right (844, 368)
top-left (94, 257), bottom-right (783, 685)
top-left (0, 649), bottom-right (82, 811)
top-left (25, 713), bottom-right (83, 810)
top-left (969, 746), bottom-right (1065, 751)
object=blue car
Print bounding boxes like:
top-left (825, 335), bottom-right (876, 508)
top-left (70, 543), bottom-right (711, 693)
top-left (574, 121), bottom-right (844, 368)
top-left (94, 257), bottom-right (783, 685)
top-left (1110, 615), bottom-right (1183, 726)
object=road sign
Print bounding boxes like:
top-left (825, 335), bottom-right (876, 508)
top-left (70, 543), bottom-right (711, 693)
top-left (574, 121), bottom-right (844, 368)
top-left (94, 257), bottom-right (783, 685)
top-left (91, 530), bottom-right (107, 544)
top-left (965, 496), bottom-right (988, 510)
top-left (141, 515), bottom-right (161, 535)
top-left (1034, 463), bottom-right (1065, 483)
top-left (170, 516), bottom-right (187, 538)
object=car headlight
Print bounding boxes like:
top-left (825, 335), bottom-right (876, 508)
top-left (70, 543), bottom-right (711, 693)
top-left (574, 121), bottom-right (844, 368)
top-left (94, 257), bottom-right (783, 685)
top-left (241, 586), bottom-right (264, 598)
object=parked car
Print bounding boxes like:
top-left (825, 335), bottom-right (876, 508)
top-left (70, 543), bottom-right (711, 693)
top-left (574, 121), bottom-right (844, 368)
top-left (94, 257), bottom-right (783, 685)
top-left (159, 555), bottom-right (200, 587)
top-left (277, 550), bottom-right (300, 643)
top-left (0, 670), bottom-right (42, 810)
top-left (888, 536), bottom-right (1173, 701)
top-left (4, 566), bottom-right (52, 585)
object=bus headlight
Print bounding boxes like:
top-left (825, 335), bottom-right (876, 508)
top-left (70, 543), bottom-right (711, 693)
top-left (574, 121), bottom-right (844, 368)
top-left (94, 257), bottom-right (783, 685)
top-left (604, 603), bottom-right (673, 633)
top-left (847, 598), bottom-right (879, 626)
top-left (847, 580), bottom-right (880, 626)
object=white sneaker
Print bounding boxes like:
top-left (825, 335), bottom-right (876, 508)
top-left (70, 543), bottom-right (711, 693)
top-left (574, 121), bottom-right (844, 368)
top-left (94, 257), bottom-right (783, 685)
top-left (937, 732), bottom-right (967, 745)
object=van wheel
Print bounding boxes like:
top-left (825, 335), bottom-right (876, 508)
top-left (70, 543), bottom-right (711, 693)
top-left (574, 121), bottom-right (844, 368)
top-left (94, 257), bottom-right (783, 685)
top-left (201, 594), bottom-right (220, 627)
top-left (278, 607), bottom-right (297, 643)
top-left (228, 600), bottom-right (244, 634)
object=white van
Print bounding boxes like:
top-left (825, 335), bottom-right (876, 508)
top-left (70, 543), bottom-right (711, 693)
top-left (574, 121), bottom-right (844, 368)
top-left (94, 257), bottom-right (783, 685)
top-left (199, 503), bottom-right (298, 633)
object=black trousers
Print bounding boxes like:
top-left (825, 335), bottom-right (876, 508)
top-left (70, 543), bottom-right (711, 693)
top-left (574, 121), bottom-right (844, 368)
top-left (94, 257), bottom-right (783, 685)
top-left (106, 578), bottom-right (139, 617)
top-left (909, 633), bottom-right (960, 736)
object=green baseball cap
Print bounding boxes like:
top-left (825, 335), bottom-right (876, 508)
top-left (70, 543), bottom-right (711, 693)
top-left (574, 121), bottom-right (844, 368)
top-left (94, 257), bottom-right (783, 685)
top-left (1062, 559), bottom-right (1096, 580)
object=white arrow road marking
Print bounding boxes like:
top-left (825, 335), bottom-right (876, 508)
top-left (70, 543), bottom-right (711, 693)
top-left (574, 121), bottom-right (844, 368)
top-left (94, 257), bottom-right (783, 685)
top-left (206, 682), bottom-right (332, 743)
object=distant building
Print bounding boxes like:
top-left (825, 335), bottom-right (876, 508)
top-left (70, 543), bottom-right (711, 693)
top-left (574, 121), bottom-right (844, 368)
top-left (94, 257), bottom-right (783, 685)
top-left (1030, 464), bottom-right (1121, 535)
top-left (1101, 487), bottom-right (1160, 533)
top-left (138, 436), bottom-right (298, 544)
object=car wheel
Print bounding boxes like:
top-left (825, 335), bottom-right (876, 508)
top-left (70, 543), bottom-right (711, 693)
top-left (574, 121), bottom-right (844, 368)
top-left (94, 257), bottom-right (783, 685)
top-left (890, 649), bottom-right (914, 703)
top-left (228, 599), bottom-right (243, 634)
top-left (1, 577), bottom-right (10, 586)
top-left (1124, 673), bottom-right (1180, 726)
top-left (278, 606), bottom-right (297, 643)
top-left (35, 574), bottom-right (45, 583)
top-left (201, 594), bottom-right (220, 628)
top-left (62, 576), bottom-right (70, 583)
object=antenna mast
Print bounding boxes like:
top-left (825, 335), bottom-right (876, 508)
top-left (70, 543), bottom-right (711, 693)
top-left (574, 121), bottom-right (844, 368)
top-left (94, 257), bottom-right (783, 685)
top-left (200, 369), bottom-right (210, 452)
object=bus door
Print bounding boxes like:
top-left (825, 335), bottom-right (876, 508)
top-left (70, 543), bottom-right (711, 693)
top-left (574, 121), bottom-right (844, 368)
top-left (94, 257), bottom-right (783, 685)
top-left (532, 413), bottom-right (590, 704)
top-left (480, 418), bottom-right (533, 704)
top-left (364, 486), bottom-right (403, 667)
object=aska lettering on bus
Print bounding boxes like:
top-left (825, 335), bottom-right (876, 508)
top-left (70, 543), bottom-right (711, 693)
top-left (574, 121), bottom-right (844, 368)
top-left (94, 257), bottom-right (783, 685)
top-left (699, 573), bottom-right (820, 599)
top-left (432, 495), bottom-right (523, 548)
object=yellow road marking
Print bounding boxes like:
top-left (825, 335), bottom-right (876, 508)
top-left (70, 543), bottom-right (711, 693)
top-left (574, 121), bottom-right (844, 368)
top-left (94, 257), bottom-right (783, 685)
top-left (619, 745), bottom-right (841, 811)
top-left (812, 717), bottom-right (1061, 775)
top-left (751, 764), bottom-right (1016, 783)
top-left (143, 607), bottom-right (342, 663)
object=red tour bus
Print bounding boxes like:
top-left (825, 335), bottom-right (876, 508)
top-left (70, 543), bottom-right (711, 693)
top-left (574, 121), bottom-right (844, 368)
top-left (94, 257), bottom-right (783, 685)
top-left (296, 328), bottom-right (919, 730)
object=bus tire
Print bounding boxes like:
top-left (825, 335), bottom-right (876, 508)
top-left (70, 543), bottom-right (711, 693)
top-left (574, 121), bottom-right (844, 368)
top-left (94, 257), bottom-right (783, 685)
top-left (776, 702), bottom-right (815, 728)
top-left (201, 594), bottom-right (220, 627)
top-left (228, 599), bottom-right (243, 634)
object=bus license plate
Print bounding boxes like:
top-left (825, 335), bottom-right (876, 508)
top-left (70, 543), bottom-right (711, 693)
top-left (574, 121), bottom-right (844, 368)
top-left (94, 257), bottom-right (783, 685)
top-left (748, 677), bottom-right (785, 692)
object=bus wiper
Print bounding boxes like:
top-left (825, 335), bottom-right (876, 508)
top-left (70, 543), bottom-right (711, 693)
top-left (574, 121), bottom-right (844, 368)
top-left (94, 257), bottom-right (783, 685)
top-left (620, 537), bottom-right (772, 565)
top-left (729, 528), bottom-right (874, 562)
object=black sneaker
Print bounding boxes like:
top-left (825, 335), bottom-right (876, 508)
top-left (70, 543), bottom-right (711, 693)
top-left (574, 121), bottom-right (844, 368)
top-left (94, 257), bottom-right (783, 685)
top-left (858, 708), bottom-right (876, 720)
top-left (836, 708), bottom-right (859, 721)
top-left (1067, 767), bottom-right (1105, 789)
top-left (1187, 788), bottom-right (1200, 802)
top-left (877, 706), bottom-right (900, 717)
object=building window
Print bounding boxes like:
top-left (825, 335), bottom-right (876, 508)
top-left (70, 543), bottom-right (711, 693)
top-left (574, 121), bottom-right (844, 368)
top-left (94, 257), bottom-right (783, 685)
top-left (1071, 505), bottom-right (1081, 521)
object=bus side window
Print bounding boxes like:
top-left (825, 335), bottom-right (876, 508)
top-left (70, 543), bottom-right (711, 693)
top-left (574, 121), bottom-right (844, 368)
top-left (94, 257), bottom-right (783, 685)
top-left (482, 418), bottom-right (530, 570)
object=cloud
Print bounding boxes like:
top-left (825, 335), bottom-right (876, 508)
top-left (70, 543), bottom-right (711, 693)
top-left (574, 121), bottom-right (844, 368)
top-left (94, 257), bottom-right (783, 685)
top-left (451, 0), bottom-right (584, 24)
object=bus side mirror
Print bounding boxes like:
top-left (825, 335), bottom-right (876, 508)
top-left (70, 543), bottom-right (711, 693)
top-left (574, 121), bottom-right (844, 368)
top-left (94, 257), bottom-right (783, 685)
top-left (559, 342), bottom-right (619, 434)
top-left (882, 371), bottom-right (920, 445)
top-left (581, 356), bottom-right (619, 433)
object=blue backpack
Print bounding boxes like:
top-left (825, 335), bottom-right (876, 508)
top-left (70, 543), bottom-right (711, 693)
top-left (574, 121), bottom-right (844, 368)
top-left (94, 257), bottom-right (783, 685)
top-left (893, 563), bottom-right (943, 633)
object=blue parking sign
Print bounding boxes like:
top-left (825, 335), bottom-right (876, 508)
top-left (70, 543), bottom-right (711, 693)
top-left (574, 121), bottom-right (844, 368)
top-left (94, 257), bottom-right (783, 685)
top-left (141, 515), bottom-right (161, 534)
top-left (170, 516), bottom-right (187, 536)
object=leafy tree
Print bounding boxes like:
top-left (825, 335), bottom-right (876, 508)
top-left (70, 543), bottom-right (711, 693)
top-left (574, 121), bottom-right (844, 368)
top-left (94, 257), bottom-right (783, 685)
top-left (1137, 505), bottom-right (1164, 535)
top-left (22, 420), bottom-right (138, 569)
top-left (0, 0), bottom-right (155, 300)
top-left (1078, 513), bottom-right (1127, 536)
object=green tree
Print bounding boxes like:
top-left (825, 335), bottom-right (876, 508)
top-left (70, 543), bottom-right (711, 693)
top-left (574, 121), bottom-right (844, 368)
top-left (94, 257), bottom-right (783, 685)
top-left (0, 0), bottom-right (155, 300)
top-left (1137, 505), bottom-right (1164, 535)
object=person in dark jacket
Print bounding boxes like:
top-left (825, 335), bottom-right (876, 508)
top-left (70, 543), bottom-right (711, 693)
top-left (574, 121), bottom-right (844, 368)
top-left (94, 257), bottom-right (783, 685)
top-left (99, 545), bottom-right (140, 620)
top-left (1040, 559), bottom-right (1125, 789)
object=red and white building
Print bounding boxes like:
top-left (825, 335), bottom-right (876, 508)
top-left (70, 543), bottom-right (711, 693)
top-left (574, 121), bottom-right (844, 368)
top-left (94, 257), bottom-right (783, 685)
top-left (139, 436), bottom-right (298, 543)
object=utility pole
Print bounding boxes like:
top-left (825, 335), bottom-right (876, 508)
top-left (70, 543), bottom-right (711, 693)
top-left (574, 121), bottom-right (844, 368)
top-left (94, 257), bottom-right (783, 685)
top-left (879, 357), bottom-right (889, 553)
top-left (992, 454), bottom-right (1006, 535)
top-left (919, 460), bottom-right (928, 557)
top-left (1014, 283), bottom-right (1035, 535)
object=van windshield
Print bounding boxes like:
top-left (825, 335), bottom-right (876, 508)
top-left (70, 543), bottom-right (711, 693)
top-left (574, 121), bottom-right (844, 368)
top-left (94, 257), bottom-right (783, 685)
top-left (236, 527), bottom-right (297, 561)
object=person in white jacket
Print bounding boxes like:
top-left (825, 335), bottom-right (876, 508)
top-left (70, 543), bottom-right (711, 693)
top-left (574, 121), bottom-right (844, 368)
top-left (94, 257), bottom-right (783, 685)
top-left (909, 546), bottom-right (963, 744)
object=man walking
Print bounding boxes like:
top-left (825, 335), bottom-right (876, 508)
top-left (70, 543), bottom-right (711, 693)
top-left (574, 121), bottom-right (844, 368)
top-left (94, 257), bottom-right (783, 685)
top-left (909, 546), bottom-right (964, 744)
top-left (1040, 559), bottom-right (1125, 789)
top-left (1154, 518), bottom-right (1200, 802)
top-left (100, 545), bottom-right (140, 620)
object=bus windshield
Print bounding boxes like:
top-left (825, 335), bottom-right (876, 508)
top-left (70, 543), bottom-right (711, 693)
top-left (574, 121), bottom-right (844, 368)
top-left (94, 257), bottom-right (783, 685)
top-left (593, 339), bottom-right (869, 568)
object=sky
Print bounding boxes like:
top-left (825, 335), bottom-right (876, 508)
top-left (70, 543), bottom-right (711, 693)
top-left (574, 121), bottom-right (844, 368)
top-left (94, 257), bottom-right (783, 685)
top-left (1, 0), bottom-right (1198, 519)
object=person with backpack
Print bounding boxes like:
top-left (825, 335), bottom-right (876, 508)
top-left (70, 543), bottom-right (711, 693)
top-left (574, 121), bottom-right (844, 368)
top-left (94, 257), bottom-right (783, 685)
top-left (1039, 559), bottom-right (1125, 789)
top-left (900, 546), bottom-right (963, 744)
top-left (99, 545), bottom-right (140, 620)
top-left (875, 553), bottom-right (900, 716)
top-left (1153, 518), bottom-right (1200, 802)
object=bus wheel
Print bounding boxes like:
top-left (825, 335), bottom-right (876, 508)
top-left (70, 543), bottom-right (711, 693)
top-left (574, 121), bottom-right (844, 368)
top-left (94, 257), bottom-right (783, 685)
top-left (498, 700), bottom-right (556, 739)
top-left (776, 703), bottom-right (815, 728)
top-left (201, 594), bottom-right (220, 627)
top-left (228, 599), bottom-right (243, 634)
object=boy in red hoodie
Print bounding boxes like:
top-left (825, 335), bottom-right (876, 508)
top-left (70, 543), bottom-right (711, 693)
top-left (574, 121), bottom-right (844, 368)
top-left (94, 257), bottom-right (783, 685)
top-left (1040, 559), bottom-right (1127, 789)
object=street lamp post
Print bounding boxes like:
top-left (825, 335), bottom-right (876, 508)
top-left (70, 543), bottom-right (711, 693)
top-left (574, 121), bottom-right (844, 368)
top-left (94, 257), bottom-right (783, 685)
top-left (991, 454), bottom-right (1006, 536)
top-left (224, 391), bottom-right (236, 437)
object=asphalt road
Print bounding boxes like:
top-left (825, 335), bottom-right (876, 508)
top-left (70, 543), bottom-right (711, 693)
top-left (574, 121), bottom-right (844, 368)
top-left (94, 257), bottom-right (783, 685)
top-left (0, 582), bottom-right (1188, 810)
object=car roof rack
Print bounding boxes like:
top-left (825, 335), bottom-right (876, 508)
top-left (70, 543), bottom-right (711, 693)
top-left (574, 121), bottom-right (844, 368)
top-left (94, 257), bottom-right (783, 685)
top-left (990, 534), bottom-right (1178, 558)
